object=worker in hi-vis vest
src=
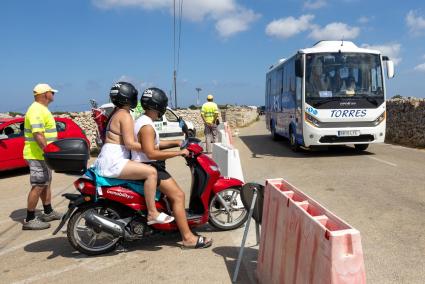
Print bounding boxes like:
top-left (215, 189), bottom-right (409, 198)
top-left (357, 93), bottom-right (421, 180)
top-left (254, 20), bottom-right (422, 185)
top-left (200, 94), bottom-right (219, 153)
top-left (22, 83), bottom-right (63, 230)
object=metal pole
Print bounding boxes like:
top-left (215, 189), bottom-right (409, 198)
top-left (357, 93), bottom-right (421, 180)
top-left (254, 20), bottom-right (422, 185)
top-left (195, 87), bottom-right (202, 107)
top-left (232, 190), bottom-right (258, 283)
top-left (174, 70), bottom-right (177, 109)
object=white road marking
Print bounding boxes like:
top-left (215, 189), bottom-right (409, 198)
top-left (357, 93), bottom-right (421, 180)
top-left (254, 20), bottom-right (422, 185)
top-left (12, 250), bottom-right (139, 283)
top-left (0, 234), bottom-right (51, 257)
top-left (367, 156), bottom-right (397, 167)
top-left (12, 258), bottom-right (96, 284)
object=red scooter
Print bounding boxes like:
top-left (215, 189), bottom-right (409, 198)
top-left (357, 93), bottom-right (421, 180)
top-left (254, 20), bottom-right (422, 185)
top-left (46, 120), bottom-right (247, 255)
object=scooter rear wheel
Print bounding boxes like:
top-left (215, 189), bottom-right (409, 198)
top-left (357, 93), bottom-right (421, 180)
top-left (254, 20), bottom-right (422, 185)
top-left (208, 187), bottom-right (248, 230)
top-left (67, 204), bottom-right (122, 256)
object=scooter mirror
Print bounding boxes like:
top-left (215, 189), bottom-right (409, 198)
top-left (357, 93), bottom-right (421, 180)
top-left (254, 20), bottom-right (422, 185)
top-left (178, 117), bottom-right (189, 136)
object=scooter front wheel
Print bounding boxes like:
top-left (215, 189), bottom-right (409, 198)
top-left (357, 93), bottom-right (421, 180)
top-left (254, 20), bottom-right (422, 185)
top-left (208, 187), bottom-right (248, 230)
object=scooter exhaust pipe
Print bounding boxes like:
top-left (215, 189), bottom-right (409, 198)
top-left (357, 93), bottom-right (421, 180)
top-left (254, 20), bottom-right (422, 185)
top-left (84, 210), bottom-right (125, 238)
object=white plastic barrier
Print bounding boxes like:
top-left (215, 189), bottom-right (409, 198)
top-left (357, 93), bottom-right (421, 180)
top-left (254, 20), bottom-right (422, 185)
top-left (212, 143), bottom-right (244, 182)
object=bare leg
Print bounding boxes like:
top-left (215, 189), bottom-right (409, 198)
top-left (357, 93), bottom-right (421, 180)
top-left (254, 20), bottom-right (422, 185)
top-left (39, 184), bottom-right (51, 205)
top-left (118, 160), bottom-right (162, 220)
top-left (159, 178), bottom-right (210, 246)
top-left (27, 185), bottom-right (46, 211)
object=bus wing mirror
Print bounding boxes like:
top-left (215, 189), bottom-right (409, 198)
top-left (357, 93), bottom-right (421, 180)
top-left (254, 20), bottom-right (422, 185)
top-left (383, 56), bottom-right (395, 79)
top-left (295, 58), bottom-right (303, 77)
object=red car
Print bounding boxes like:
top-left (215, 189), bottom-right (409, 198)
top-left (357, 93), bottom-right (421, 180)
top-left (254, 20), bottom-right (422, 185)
top-left (0, 117), bottom-right (89, 172)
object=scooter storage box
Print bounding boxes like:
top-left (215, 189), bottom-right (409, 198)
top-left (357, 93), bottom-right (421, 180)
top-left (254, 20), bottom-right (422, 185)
top-left (44, 138), bottom-right (89, 174)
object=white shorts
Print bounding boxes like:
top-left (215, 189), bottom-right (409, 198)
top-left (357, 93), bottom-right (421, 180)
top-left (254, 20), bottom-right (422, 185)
top-left (93, 143), bottom-right (130, 178)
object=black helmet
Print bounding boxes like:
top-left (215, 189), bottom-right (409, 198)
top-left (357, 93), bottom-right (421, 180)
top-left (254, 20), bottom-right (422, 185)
top-left (109, 82), bottom-right (138, 109)
top-left (140, 87), bottom-right (168, 116)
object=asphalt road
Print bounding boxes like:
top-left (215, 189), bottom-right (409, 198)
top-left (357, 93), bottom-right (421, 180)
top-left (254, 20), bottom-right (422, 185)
top-left (0, 116), bottom-right (424, 283)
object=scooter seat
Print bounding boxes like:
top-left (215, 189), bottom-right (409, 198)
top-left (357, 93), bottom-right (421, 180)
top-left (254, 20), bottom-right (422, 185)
top-left (84, 168), bottom-right (161, 200)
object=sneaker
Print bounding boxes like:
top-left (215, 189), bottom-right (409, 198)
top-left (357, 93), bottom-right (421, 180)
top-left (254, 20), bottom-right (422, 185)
top-left (40, 210), bottom-right (63, 222)
top-left (22, 217), bottom-right (51, 230)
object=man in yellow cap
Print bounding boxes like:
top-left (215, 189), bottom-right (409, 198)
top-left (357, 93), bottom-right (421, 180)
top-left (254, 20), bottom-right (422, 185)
top-left (201, 94), bottom-right (219, 153)
top-left (22, 83), bottom-right (62, 230)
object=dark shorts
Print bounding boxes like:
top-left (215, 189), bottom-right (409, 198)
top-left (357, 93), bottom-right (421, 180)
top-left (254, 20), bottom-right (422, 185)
top-left (144, 161), bottom-right (171, 185)
top-left (26, 159), bottom-right (52, 186)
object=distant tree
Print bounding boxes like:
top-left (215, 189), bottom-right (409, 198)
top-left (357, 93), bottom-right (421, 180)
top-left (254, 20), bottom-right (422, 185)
top-left (392, 94), bottom-right (403, 99)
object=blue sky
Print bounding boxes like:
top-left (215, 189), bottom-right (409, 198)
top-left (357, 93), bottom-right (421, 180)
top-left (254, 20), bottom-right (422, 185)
top-left (1, 0), bottom-right (425, 112)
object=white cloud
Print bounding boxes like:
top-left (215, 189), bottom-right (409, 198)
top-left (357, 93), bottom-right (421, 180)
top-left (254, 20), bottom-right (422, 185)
top-left (304, 0), bottom-right (327, 10)
top-left (361, 43), bottom-right (402, 65)
top-left (265, 15), bottom-right (315, 39)
top-left (215, 8), bottom-right (260, 37)
top-left (406, 10), bottom-right (425, 35)
top-left (309, 22), bottom-right (360, 40)
top-left (414, 63), bottom-right (425, 72)
top-left (358, 16), bottom-right (372, 24)
top-left (92, 0), bottom-right (260, 37)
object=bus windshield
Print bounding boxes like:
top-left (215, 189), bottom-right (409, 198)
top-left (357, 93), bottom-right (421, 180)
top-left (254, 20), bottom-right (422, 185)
top-left (305, 53), bottom-right (384, 108)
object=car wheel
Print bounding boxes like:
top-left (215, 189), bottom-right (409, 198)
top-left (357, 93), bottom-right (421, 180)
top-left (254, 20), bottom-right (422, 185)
top-left (290, 129), bottom-right (300, 152)
top-left (354, 144), bottom-right (369, 151)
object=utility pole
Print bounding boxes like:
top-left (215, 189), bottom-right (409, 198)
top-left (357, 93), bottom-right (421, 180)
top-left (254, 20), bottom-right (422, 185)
top-left (195, 87), bottom-right (202, 107)
top-left (173, 70), bottom-right (177, 109)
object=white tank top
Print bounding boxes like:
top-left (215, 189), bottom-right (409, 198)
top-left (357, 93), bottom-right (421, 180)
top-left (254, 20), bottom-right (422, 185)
top-left (131, 115), bottom-right (159, 162)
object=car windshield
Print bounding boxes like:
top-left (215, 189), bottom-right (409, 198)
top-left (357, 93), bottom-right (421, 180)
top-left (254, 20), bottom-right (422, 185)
top-left (305, 53), bottom-right (384, 105)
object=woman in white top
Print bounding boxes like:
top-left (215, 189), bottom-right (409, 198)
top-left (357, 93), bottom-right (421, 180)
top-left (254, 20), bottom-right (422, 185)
top-left (132, 88), bottom-right (212, 249)
top-left (94, 82), bottom-right (174, 225)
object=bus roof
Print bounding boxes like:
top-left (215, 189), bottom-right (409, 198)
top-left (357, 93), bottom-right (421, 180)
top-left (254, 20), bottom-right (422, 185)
top-left (267, 40), bottom-right (382, 72)
top-left (299, 40), bottom-right (381, 55)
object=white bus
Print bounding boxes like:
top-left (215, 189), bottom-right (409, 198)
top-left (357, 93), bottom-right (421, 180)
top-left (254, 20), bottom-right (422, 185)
top-left (265, 40), bottom-right (394, 151)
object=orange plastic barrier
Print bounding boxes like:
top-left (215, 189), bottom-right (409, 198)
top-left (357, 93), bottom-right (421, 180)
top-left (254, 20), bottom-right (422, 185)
top-left (224, 122), bottom-right (233, 146)
top-left (257, 179), bottom-right (366, 284)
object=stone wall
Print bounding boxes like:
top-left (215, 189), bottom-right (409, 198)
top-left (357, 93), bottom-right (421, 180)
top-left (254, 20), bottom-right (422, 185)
top-left (386, 98), bottom-right (425, 148)
top-left (5, 106), bottom-right (258, 150)
top-left (7, 100), bottom-right (423, 149)
top-left (174, 106), bottom-right (259, 135)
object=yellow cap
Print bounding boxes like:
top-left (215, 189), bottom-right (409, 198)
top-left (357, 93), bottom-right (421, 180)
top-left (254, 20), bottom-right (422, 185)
top-left (207, 94), bottom-right (213, 100)
top-left (33, 83), bottom-right (58, 96)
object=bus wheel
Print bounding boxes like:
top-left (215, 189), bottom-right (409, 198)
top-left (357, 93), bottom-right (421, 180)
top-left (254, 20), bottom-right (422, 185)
top-left (271, 124), bottom-right (280, 141)
top-left (290, 130), bottom-right (300, 152)
top-left (354, 144), bottom-right (369, 151)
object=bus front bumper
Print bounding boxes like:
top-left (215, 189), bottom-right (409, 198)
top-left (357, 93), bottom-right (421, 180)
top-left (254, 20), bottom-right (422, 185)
top-left (302, 122), bottom-right (386, 147)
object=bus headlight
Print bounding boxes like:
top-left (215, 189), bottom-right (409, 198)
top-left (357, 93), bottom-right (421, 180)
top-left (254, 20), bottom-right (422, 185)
top-left (305, 113), bottom-right (321, 127)
top-left (373, 111), bottom-right (386, 125)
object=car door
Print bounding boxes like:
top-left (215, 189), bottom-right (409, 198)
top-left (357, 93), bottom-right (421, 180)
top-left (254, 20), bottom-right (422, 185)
top-left (0, 121), bottom-right (26, 170)
top-left (162, 109), bottom-right (183, 139)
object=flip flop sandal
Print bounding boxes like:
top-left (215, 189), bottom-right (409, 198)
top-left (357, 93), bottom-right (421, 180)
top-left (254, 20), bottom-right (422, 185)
top-left (182, 236), bottom-right (213, 249)
top-left (147, 212), bottom-right (175, 225)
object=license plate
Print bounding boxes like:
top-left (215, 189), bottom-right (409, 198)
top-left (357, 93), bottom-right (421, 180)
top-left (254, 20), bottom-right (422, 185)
top-left (338, 130), bottom-right (360, 137)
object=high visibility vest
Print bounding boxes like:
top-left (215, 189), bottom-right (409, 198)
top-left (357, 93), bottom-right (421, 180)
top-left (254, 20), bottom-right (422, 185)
top-left (23, 102), bottom-right (57, 160)
top-left (201, 102), bottom-right (219, 124)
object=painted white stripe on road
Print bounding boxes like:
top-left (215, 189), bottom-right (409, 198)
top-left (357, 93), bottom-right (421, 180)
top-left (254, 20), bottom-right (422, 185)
top-left (0, 234), bottom-right (50, 257)
top-left (367, 156), bottom-right (397, 167)
top-left (12, 259), bottom-right (95, 284)
top-left (12, 251), bottom-right (140, 284)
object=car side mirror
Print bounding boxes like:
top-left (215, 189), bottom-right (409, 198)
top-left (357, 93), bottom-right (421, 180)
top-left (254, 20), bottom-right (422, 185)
top-left (0, 134), bottom-right (8, 140)
top-left (383, 56), bottom-right (395, 79)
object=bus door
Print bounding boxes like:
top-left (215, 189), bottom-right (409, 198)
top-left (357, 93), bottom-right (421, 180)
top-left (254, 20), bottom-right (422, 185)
top-left (277, 67), bottom-right (284, 134)
top-left (295, 56), bottom-right (303, 144)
